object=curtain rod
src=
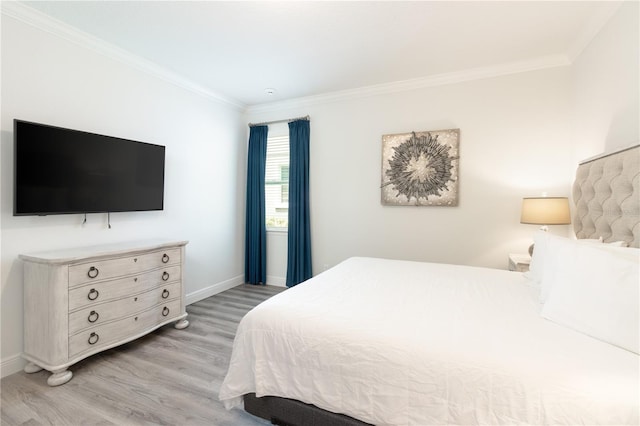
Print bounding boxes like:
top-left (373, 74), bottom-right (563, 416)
top-left (248, 115), bottom-right (310, 127)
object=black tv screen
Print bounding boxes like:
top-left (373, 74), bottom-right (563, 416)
top-left (14, 120), bottom-right (165, 216)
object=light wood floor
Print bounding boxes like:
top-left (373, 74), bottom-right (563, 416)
top-left (1, 284), bottom-right (286, 426)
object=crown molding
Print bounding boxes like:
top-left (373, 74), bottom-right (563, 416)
top-left (1, 1), bottom-right (246, 110)
top-left (4, 0), bottom-right (616, 115)
top-left (566, 1), bottom-right (623, 63)
top-left (246, 54), bottom-right (571, 114)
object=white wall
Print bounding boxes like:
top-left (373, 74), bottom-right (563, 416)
top-left (1, 15), bottom-right (246, 375)
top-left (571, 1), bottom-right (639, 159)
top-left (248, 67), bottom-right (574, 277)
top-left (266, 231), bottom-right (288, 286)
top-left (249, 2), bottom-right (639, 286)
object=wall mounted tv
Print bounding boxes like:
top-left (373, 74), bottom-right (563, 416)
top-left (14, 120), bottom-right (165, 216)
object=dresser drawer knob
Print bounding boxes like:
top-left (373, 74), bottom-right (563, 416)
top-left (87, 266), bottom-right (99, 279)
top-left (88, 311), bottom-right (99, 323)
top-left (88, 332), bottom-right (99, 345)
top-left (162, 289), bottom-right (170, 299)
top-left (87, 288), bottom-right (99, 301)
top-left (133, 258), bottom-right (137, 262)
top-left (162, 271), bottom-right (170, 281)
top-left (162, 253), bottom-right (170, 263)
top-left (162, 306), bottom-right (170, 317)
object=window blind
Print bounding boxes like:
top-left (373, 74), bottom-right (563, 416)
top-left (265, 136), bottom-right (289, 228)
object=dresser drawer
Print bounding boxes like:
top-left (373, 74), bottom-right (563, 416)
top-left (69, 299), bottom-right (182, 358)
top-left (69, 248), bottom-right (181, 287)
top-left (68, 265), bottom-right (181, 311)
top-left (68, 282), bottom-right (181, 334)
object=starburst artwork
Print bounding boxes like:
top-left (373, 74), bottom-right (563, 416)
top-left (381, 129), bottom-right (459, 206)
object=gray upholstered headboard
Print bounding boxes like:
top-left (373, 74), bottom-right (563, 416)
top-left (572, 144), bottom-right (640, 248)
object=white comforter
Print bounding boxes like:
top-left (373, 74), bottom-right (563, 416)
top-left (219, 257), bottom-right (639, 425)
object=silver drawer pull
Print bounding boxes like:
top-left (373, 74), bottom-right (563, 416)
top-left (162, 307), bottom-right (170, 317)
top-left (87, 288), bottom-right (99, 301)
top-left (162, 271), bottom-right (170, 281)
top-left (162, 289), bottom-right (170, 299)
top-left (87, 266), bottom-right (99, 279)
top-left (88, 332), bottom-right (99, 345)
top-left (88, 310), bottom-right (99, 323)
top-left (162, 253), bottom-right (170, 263)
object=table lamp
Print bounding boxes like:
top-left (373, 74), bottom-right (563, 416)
top-left (520, 196), bottom-right (571, 255)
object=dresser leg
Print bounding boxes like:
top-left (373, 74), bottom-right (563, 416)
top-left (174, 318), bottom-right (189, 329)
top-left (24, 362), bottom-right (43, 374)
top-left (47, 369), bottom-right (73, 386)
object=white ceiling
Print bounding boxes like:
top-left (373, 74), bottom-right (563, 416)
top-left (18, 1), bottom-right (621, 108)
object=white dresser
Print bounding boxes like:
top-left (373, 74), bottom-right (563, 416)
top-left (20, 240), bottom-right (189, 386)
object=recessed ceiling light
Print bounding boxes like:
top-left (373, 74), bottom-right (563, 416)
top-left (265, 88), bottom-right (276, 96)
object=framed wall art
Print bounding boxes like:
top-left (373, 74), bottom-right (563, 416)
top-left (381, 129), bottom-right (459, 206)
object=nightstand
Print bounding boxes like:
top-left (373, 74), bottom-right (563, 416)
top-left (508, 254), bottom-right (531, 272)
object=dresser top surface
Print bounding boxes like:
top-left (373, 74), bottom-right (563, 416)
top-left (19, 239), bottom-right (188, 264)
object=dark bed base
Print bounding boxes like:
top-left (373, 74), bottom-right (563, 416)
top-left (243, 393), bottom-right (373, 426)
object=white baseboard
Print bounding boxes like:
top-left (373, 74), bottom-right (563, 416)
top-left (185, 274), bottom-right (244, 305)
top-left (266, 275), bottom-right (286, 287)
top-left (1, 353), bottom-right (25, 378)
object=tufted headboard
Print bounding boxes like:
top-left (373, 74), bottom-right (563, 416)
top-left (572, 144), bottom-right (640, 248)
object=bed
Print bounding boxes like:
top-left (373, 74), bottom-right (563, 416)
top-left (219, 145), bottom-right (639, 425)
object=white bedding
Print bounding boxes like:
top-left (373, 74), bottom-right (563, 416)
top-left (219, 257), bottom-right (639, 425)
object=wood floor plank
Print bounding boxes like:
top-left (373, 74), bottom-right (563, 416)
top-left (1, 285), bottom-right (286, 426)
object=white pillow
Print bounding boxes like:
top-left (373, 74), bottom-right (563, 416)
top-left (578, 237), bottom-right (604, 244)
top-left (527, 232), bottom-right (630, 302)
top-left (579, 237), bottom-right (628, 247)
top-left (530, 231), bottom-right (566, 302)
top-left (604, 240), bottom-right (629, 247)
top-left (541, 237), bottom-right (639, 354)
top-left (527, 230), bottom-right (549, 284)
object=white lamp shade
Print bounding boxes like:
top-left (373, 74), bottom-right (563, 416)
top-left (520, 197), bottom-right (571, 225)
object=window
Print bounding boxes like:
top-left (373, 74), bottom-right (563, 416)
top-left (265, 136), bottom-right (289, 229)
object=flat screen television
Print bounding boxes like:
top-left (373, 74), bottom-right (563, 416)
top-left (14, 120), bottom-right (165, 216)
